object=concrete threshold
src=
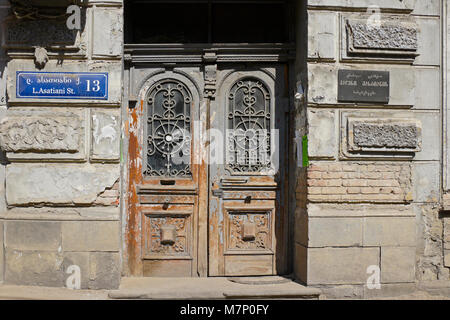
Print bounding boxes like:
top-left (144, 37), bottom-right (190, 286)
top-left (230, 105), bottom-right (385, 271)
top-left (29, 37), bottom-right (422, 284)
top-left (108, 277), bottom-right (322, 300)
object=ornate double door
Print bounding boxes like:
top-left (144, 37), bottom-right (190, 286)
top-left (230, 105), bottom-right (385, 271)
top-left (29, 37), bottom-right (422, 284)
top-left (125, 63), bottom-right (289, 277)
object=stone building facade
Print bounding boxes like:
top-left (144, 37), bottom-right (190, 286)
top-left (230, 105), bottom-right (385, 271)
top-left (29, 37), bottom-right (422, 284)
top-left (0, 0), bottom-right (448, 299)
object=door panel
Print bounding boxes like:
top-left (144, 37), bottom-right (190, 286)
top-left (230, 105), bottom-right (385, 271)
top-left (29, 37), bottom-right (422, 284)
top-left (208, 66), bottom-right (288, 276)
top-left (125, 67), bottom-right (205, 277)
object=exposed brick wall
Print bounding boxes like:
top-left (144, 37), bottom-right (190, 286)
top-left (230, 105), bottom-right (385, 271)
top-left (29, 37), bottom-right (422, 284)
top-left (306, 163), bottom-right (413, 203)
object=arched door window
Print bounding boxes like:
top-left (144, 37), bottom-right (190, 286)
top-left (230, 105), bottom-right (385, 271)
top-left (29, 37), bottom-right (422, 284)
top-left (226, 78), bottom-right (272, 174)
top-left (145, 79), bottom-right (192, 177)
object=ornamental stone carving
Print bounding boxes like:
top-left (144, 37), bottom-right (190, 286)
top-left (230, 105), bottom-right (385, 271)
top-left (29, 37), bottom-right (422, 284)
top-left (348, 119), bottom-right (422, 153)
top-left (0, 116), bottom-right (81, 153)
top-left (346, 18), bottom-right (418, 58)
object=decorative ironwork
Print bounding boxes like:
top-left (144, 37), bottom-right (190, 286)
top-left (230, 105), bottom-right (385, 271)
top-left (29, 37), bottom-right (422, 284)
top-left (145, 79), bottom-right (192, 176)
top-left (226, 78), bottom-right (271, 173)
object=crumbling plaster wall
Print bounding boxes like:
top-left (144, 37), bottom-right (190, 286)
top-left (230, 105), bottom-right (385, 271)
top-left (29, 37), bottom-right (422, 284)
top-left (0, 0), bottom-right (8, 284)
top-left (0, 0), bottom-right (124, 289)
top-left (294, 0), bottom-right (445, 299)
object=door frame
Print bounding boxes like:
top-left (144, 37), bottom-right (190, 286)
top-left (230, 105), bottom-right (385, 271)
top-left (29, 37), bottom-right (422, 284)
top-left (122, 44), bottom-right (296, 277)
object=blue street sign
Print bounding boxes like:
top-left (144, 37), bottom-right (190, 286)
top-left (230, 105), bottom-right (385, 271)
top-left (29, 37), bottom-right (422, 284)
top-left (16, 71), bottom-right (108, 100)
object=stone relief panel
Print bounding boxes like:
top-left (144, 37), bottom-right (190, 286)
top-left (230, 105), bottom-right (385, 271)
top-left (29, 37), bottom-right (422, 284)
top-left (0, 116), bottom-right (80, 153)
top-left (341, 15), bottom-right (418, 62)
top-left (347, 19), bottom-right (418, 51)
top-left (0, 109), bottom-right (86, 161)
top-left (340, 111), bottom-right (423, 160)
top-left (348, 119), bottom-right (422, 153)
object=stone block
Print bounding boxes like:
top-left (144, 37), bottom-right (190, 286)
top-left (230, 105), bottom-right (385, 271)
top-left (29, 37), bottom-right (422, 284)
top-left (445, 251), bottom-right (450, 268)
top-left (91, 109), bottom-right (120, 162)
top-left (308, 217), bottom-right (363, 247)
top-left (308, 203), bottom-right (415, 218)
top-left (415, 68), bottom-right (440, 110)
top-left (363, 217), bottom-right (416, 247)
top-left (5, 221), bottom-right (61, 251)
top-left (389, 68), bottom-right (415, 106)
top-left (413, 112), bottom-right (440, 161)
top-left (415, 17), bottom-right (440, 66)
top-left (62, 221), bottom-right (120, 252)
top-left (89, 252), bottom-right (120, 290)
top-left (381, 247), bottom-right (416, 283)
top-left (363, 283), bottom-right (417, 299)
top-left (412, 162), bottom-right (440, 203)
top-left (5, 249), bottom-right (65, 287)
top-left (444, 218), bottom-right (450, 249)
top-left (412, 0), bottom-right (440, 16)
top-left (62, 252), bottom-right (90, 290)
top-left (92, 7), bottom-right (123, 58)
top-left (307, 247), bottom-right (379, 285)
top-left (308, 64), bottom-right (336, 104)
top-left (307, 109), bottom-right (336, 159)
top-left (308, 11), bottom-right (336, 60)
top-left (320, 285), bottom-right (364, 300)
top-left (6, 163), bottom-right (119, 206)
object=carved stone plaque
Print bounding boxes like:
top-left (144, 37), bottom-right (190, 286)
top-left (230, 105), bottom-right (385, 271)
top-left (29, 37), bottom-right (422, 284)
top-left (346, 19), bottom-right (418, 56)
top-left (338, 70), bottom-right (390, 104)
top-left (348, 119), bottom-right (422, 153)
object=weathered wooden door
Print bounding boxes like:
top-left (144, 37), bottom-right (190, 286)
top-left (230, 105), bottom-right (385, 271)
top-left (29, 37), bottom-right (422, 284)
top-left (208, 65), bottom-right (288, 276)
top-left (125, 64), bottom-right (289, 277)
top-left (125, 67), bottom-right (207, 277)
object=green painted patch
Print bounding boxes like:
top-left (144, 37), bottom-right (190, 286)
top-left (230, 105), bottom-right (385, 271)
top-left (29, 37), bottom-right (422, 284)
top-left (302, 135), bottom-right (309, 168)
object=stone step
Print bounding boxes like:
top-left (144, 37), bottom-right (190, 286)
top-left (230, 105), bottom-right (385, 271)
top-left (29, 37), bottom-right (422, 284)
top-left (108, 277), bottom-right (322, 300)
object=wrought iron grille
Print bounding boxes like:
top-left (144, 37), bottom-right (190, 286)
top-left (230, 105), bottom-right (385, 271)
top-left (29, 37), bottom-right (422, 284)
top-left (145, 79), bottom-right (192, 177)
top-left (226, 78), bottom-right (271, 174)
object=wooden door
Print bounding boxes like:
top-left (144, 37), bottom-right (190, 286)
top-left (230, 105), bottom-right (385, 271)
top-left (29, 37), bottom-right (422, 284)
top-left (125, 67), bottom-right (208, 277)
top-left (208, 65), bottom-right (289, 276)
top-left (125, 64), bottom-right (289, 277)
